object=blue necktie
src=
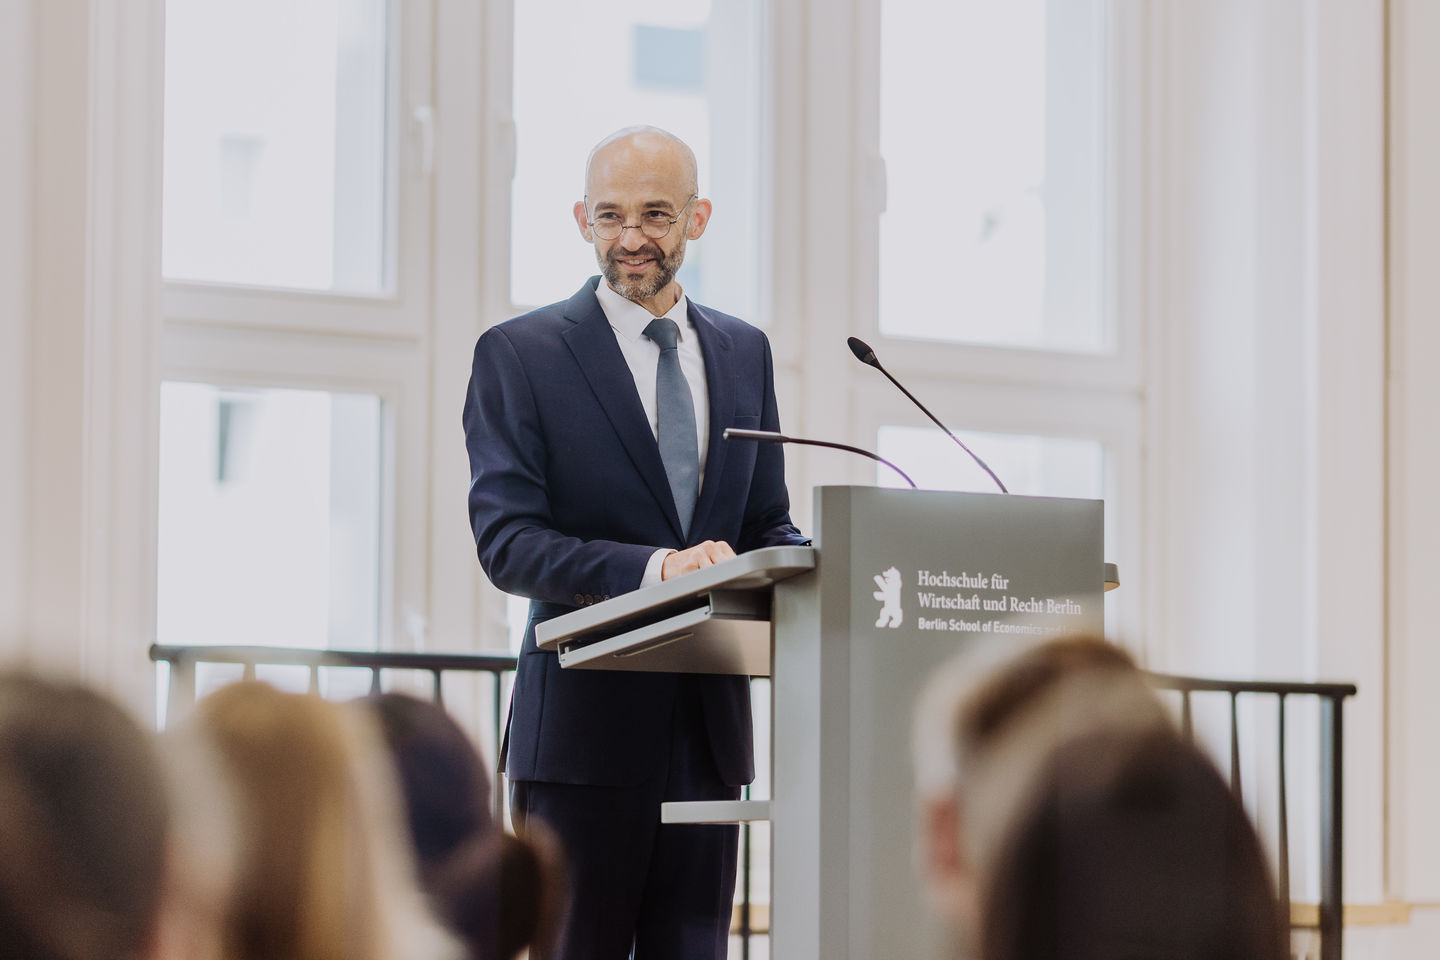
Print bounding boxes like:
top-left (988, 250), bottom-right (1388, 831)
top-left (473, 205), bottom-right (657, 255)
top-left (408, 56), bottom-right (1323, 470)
top-left (644, 316), bottom-right (699, 537)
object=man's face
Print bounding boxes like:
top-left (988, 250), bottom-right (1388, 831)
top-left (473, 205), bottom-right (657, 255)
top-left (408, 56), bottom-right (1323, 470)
top-left (573, 134), bottom-right (711, 306)
top-left (589, 197), bottom-right (692, 303)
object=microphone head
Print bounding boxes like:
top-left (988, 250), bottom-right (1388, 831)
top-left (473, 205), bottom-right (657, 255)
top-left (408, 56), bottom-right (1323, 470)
top-left (847, 336), bottom-right (879, 367)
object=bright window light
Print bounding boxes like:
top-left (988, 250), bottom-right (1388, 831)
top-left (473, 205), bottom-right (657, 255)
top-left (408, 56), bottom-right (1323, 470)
top-left (877, 424), bottom-right (1104, 499)
top-left (157, 383), bottom-right (384, 649)
top-left (510, 0), bottom-right (765, 321)
top-left (162, 0), bottom-right (392, 292)
top-left (879, 0), bottom-right (1107, 352)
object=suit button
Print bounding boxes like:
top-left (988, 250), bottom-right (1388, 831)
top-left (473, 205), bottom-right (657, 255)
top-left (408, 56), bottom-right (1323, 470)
top-left (573, 593), bottom-right (583, 605)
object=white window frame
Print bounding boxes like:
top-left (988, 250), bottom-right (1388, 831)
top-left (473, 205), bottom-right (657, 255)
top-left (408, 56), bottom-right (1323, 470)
top-left (768, 0), bottom-right (1151, 647)
top-left (160, 0), bottom-right (437, 652)
top-left (162, 0), bottom-right (433, 339)
top-left (851, 0), bottom-right (1146, 391)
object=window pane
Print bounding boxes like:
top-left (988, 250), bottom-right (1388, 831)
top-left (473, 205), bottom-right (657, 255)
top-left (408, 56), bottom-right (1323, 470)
top-left (879, 0), bottom-right (1106, 351)
top-left (877, 425), bottom-right (1103, 499)
top-left (511, 0), bottom-right (765, 320)
top-left (157, 383), bottom-right (384, 649)
top-left (162, 0), bottom-right (391, 292)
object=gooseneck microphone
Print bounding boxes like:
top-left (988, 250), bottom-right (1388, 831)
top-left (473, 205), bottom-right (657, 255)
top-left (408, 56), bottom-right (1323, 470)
top-left (723, 427), bottom-right (917, 489)
top-left (846, 337), bottom-right (1009, 494)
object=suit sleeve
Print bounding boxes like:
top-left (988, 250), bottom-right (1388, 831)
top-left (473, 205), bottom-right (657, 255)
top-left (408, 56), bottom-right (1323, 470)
top-left (738, 333), bottom-right (810, 551)
top-left (463, 327), bottom-right (655, 604)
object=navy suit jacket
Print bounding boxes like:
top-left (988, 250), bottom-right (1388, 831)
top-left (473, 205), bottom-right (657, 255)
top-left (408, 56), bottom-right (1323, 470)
top-left (464, 278), bottom-right (806, 786)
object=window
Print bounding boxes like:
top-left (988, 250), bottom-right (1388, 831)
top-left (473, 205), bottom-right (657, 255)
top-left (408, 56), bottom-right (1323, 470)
top-left (163, 0), bottom-right (393, 293)
top-left (158, 0), bottom-right (433, 654)
top-left (509, 0), bottom-right (767, 320)
top-left (157, 383), bottom-right (384, 649)
top-left (876, 425), bottom-right (1105, 498)
top-left (878, 0), bottom-right (1107, 352)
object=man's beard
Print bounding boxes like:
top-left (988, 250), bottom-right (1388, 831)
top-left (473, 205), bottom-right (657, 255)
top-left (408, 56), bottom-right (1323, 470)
top-left (598, 237), bottom-right (687, 303)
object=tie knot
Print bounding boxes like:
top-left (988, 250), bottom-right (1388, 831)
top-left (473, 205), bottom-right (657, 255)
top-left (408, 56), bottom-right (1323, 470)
top-left (644, 316), bottom-right (681, 351)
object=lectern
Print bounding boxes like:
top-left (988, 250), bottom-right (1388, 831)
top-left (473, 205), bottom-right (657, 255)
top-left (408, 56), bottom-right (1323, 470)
top-left (537, 485), bottom-right (1107, 959)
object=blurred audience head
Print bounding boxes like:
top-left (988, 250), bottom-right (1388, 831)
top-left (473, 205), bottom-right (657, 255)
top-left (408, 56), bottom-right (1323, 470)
top-left (188, 682), bottom-right (455, 960)
top-left (368, 692), bottom-right (493, 876)
top-left (0, 671), bottom-right (169, 960)
top-left (365, 692), bottom-right (565, 960)
top-left (914, 636), bottom-right (1287, 960)
top-left (981, 726), bottom-right (1287, 960)
top-left (430, 828), bottom-right (567, 960)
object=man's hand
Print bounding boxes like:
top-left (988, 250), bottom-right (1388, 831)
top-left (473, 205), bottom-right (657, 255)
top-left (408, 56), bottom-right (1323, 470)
top-left (661, 540), bottom-right (737, 580)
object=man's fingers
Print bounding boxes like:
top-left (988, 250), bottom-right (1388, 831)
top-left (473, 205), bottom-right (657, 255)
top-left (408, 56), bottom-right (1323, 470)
top-left (661, 541), bottom-right (738, 580)
top-left (699, 540), bottom-right (736, 564)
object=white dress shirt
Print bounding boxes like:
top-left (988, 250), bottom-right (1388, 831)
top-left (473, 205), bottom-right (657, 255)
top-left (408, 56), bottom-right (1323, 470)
top-left (593, 280), bottom-right (710, 586)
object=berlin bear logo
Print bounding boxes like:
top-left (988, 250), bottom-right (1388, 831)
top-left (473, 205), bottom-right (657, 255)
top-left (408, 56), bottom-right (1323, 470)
top-left (872, 566), bottom-right (903, 628)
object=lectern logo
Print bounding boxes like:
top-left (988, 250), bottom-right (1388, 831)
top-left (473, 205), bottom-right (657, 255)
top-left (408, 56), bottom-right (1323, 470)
top-left (872, 567), bottom-right (903, 628)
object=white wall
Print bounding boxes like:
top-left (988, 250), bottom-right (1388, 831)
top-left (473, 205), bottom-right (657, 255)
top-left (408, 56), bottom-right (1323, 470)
top-left (1388, 0), bottom-right (1440, 909)
top-left (1, 0), bottom-right (164, 719)
top-left (1153, 0), bottom-right (1440, 947)
top-left (0, 0), bottom-right (32, 655)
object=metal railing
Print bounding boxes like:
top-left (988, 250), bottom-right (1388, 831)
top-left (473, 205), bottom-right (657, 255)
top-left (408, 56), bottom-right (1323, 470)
top-left (1145, 672), bottom-right (1358, 960)
top-left (149, 643), bottom-right (518, 824)
top-left (149, 645), bottom-right (1356, 960)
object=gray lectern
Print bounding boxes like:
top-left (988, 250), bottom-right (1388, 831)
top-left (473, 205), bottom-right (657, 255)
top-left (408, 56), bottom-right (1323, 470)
top-left (537, 485), bottom-right (1107, 960)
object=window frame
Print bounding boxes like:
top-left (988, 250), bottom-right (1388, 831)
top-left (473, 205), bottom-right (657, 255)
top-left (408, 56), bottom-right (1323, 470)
top-left (161, 0), bottom-right (433, 338)
top-left (769, 0), bottom-right (1150, 644)
top-left (159, 0), bottom-right (435, 652)
top-left (852, 0), bottom-right (1146, 389)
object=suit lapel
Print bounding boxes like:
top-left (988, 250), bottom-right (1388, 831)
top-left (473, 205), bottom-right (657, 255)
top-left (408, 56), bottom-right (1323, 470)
top-left (688, 301), bottom-right (735, 539)
top-left (561, 280), bottom-right (685, 542)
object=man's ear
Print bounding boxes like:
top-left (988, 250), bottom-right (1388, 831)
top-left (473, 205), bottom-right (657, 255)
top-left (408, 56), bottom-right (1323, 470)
top-left (574, 200), bottom-right (593, 242)
top-left (686, 197), bottom-right (713, 239)
top-left (922, 793), bottom-right (974, 924)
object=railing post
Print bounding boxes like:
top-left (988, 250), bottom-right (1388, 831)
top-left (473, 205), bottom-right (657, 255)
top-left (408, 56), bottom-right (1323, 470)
top-left (1229, 691), bottom-right (1242, 802)
top-left (1276, 693), bottom-right (1289, 910)
top-left (1319, 695), bottom-right (1344, 960)
top-left (739, 818), bottom-right (752, 960)
top-left (168, 655), bottom-right (196, 724)
top-left (493, 671), bottom-right (506, 826)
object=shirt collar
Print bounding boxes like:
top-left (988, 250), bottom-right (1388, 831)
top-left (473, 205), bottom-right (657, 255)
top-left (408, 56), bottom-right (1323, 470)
top-left (594, 278), bottom-right (691, 343)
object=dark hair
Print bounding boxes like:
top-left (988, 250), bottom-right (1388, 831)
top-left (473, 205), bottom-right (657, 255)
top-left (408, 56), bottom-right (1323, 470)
top-left (367, 693), bottom-right (494, 874)
top-left (366, 693), bottom-right (566, 960)
top-left (431, 828), bottom-right (568, 960)
top-left (981, 728), bottom-right (1289, 960)
top-left (0, 672), bottom-right (170, 960)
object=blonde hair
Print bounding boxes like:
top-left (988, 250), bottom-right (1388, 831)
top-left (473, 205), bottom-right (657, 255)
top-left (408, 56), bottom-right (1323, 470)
top-left (192, 683), bottom-right (456, 960)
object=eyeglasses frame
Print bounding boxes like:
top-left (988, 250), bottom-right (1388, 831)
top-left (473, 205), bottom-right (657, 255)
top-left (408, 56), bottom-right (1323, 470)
top-left (584, 194), bottom-right (700, 242)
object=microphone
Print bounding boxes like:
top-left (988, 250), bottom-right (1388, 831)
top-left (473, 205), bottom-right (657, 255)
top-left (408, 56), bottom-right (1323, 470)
top-left (723, 427), bottom-right (917, 489)
top-left (846, 337), bottom-right (1009, 494)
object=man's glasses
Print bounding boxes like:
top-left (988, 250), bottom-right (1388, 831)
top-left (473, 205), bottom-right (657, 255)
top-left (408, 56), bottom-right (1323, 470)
top-left (586, 195), bottom-right (698, 241)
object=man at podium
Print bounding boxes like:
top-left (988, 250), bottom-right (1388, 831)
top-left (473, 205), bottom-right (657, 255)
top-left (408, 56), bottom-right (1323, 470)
top-left (463, 126), bottom-right (807, 960)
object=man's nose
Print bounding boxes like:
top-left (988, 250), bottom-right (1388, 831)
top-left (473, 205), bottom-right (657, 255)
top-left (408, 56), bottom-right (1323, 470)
top-left (618, 226), bottom-right (649, 251)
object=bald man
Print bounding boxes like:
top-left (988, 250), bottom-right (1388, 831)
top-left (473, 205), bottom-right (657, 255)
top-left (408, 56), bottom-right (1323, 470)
top-left (463, 127), bottom-right (807, 959)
